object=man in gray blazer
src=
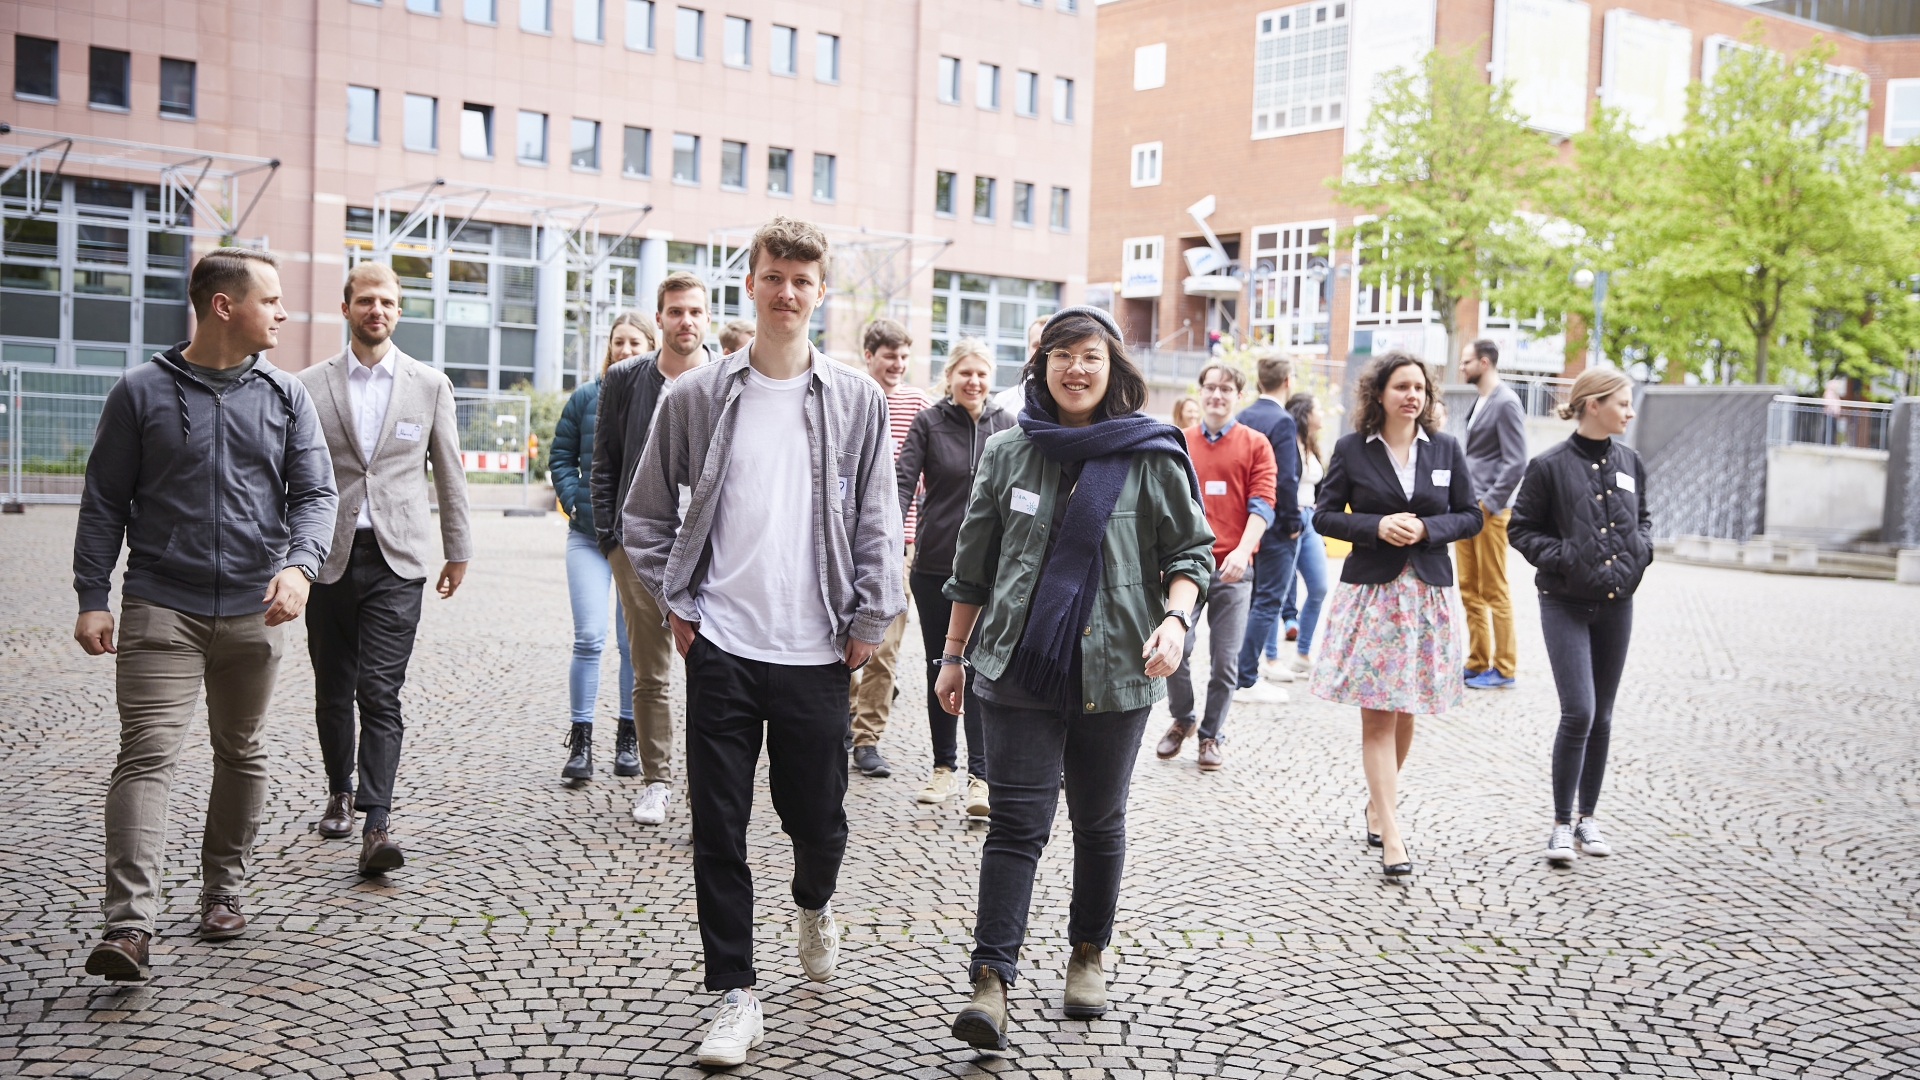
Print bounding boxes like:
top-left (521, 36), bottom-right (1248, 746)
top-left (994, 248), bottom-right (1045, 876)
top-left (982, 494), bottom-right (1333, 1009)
top-left (297, 262), bottom-right (473, 875)
top-left (1457, 339), bottom-right (1528, 690)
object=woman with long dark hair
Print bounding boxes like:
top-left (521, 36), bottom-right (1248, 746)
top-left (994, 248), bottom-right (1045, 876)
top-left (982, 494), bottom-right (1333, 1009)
top-left (1309, 352), bottom-right (1482, 878)
top-left (1270, 391), bottom-right (1328, 675)
top-left (1508, 367), bottom-right (1649, 866)
top-left (935, 307), bottom-right (1214, 1048)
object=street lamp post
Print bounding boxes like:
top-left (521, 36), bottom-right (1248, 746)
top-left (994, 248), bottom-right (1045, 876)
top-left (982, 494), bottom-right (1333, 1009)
top-left (1573, 267), bottom-right (1609, 368)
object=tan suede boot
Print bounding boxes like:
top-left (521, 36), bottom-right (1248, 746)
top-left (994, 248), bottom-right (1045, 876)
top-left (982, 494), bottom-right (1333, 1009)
top-left (951, 966), bottom-right (1009, 1049)
top-left (1063, 942), bottom-right (1108, 1018)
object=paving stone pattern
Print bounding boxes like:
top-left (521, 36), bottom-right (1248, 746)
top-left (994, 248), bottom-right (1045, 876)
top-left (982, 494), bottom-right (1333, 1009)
top-left (3, 507), bottom-right (1918, 1079)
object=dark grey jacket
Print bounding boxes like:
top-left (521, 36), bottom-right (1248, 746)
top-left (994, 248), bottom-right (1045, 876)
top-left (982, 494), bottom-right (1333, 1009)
top-left (590, 345), bottom-right (716, 554)
top-left (895, 397), bottom-right (1015, 579)
top-left (74, 347), bottom-right (338, 617)
top-left (1463, 382), bottom-right (1529, 510)
top-left (1508, 436), bottom-right (1653, 601)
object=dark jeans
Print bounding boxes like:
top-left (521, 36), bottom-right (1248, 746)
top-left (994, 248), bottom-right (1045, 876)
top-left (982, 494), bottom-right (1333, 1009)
top-left (306, 530), bottom-right (424, 812)
top-left (1540, 595), bottom-right (1633, 823)
top-left (909, 570), bottom-right (987, 779)
top-left (684, 634), bottom-right (850, 991)
top-left (1236, 529), bottom-right (1301, 688)
top-left (969, 698), bottom-right (1151, 988)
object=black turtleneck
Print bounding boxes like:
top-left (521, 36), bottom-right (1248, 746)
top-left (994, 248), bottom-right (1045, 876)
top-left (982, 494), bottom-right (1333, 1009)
top-left (1570, 432), bottom-right (1611, 463)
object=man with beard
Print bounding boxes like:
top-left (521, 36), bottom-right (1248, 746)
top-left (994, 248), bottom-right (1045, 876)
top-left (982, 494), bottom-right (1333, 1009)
top-left (1457, 338), bottom-right (1528, 691)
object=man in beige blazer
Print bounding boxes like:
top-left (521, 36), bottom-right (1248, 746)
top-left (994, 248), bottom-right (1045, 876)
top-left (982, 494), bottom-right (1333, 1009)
top-left (297, 261), bottom-right (472, 876)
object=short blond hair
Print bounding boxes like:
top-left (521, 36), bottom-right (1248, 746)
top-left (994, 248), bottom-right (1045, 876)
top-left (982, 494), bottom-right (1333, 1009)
top-left (1557, 367), bottom-right (1633, 421)
top-left (344, 261), bottom-right (401, 304)
top-left (937, 337), bottom-right (994, 398)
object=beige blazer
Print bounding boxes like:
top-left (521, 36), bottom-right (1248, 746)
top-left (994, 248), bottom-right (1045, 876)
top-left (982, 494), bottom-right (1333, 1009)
top-left (298, 347), bottom-right (472, 584)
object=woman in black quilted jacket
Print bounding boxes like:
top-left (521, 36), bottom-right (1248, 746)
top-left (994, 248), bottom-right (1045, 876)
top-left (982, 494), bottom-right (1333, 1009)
top-left (1508, 367), bottom-right (1651, 868)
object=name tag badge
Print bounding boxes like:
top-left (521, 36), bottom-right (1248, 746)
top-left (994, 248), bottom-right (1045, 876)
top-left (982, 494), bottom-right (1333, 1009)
top-left (1204, 480), bottom-right (1228, 496)
top-left (1617, 471), bottom-right (1636, 492)
top-left (394, 421), bottom-right (422, 442)
top-left (1430, 469), bottom-right (1451, 487)
top-left (1010, 487), bottom-right (1040, 516)
top-left (836, 476), bottom-right (849, 506)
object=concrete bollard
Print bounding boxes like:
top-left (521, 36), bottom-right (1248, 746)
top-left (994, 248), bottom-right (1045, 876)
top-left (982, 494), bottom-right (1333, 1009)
top-left (1708, 537), bottom-right (1741, 564)
top-left (1788, 543), bottom-right (1820, 572)
top-left (1742, 540), bottom-right (1774, 568)
top-left (1898, 549), bottom-right (1920, 585)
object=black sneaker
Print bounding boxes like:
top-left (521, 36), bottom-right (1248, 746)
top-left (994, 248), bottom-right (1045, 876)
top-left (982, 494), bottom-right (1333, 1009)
top-left (852, 744), bottom-right (891, 778)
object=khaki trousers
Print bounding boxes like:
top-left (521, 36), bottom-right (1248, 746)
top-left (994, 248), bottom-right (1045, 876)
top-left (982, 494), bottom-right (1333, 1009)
top-left (608, 546), bottom-right (678, 785)
top-left (104, 596), bottom-right (284, 933)
top-left (849, 543), bottom-right (912, 748)
top-left (1455, 502), bottom-right (1518, 678)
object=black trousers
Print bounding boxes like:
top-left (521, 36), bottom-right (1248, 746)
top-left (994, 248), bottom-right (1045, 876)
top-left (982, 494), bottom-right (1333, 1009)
top-left (1539, 594), bottom-right (1633, 824)
top-left (908, 570), bottom-right (987, 779)
top-left (306, 530), bottom-right (425, 813)
top-left (684, 634), bottom-right (850, 991)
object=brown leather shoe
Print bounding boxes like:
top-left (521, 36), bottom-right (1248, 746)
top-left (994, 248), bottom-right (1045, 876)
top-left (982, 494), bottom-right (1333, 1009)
top-left (1196, 738), bottom-right (1224, 772)
top-left (317, 792), bottom-right (354, 839)
top-left (85, 928), bottom-right (151, 981)
top-left (359, 828), bottom-right (405, 876)
top-left (198, 894), bottom-right (246, 940)
top-left (1154, 721), bottom-right (1194, 760)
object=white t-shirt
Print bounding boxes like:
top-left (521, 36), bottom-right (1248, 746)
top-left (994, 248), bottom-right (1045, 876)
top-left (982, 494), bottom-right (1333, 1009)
top-left (695, 366), bottom-right (840, 665)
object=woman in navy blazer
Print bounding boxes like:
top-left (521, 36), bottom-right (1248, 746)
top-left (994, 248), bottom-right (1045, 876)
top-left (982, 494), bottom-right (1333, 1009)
top-left (1308, 352), bottom-right (1482, 878)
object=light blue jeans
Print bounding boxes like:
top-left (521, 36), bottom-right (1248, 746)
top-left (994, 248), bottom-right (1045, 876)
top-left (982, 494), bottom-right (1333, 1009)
top-left (1272, 509), bottom-right (1330, 658)
top-left (566, 529), bottom-right (633, 725)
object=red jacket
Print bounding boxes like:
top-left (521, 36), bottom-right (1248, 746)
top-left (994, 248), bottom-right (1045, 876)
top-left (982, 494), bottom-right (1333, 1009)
top-left (1183, 420), bottom-right (1278, 567)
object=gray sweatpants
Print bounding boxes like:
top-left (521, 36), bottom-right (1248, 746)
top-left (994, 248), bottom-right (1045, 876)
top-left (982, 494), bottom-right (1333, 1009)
top-left (1167, 570), bottom-right (1253, 743)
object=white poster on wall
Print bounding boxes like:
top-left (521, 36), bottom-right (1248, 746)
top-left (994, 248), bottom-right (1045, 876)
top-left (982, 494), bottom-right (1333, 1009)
top-left (1600, 9), bottom-right (1690, 141)
top-left (1343, 0), bottom-right (1438, 159)
top-left (1492, 0), bottom-right (1593, 137)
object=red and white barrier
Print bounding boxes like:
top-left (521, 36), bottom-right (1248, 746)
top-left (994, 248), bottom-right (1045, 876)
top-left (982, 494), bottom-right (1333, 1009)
top-left (461, 451), bottom-right (527, 472)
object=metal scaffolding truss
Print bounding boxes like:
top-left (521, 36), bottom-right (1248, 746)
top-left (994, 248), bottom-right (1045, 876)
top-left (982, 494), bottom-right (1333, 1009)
top-left (372, 179), bottom-right (651, 273)
top-left (705, 221), bottom-right (953, 312)
top-left (0, 123), bottom-right (281, 244)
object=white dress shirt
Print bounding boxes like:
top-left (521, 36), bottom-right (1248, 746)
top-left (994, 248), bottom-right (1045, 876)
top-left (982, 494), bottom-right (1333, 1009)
top-left (347, 344), bottom-right (397, 528)
top-left (1367, 427), bottom-right (1430, 500)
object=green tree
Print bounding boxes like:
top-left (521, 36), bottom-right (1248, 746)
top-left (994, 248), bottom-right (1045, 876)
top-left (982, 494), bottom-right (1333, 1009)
top-left (1329, 45), bottom-right (1555, 379)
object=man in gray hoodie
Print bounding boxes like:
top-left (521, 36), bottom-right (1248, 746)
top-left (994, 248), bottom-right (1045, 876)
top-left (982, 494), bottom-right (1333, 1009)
top-left (73, 248), bottom-right (337, 981)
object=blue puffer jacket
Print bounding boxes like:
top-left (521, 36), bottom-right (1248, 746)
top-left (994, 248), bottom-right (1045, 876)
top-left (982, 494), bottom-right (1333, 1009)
top-left (551, 380), bottom-right (600, 538)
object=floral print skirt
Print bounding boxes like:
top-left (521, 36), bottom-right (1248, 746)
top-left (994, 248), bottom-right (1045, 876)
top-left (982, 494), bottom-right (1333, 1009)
top-left (1308, 566), bottom-right (1463, 715)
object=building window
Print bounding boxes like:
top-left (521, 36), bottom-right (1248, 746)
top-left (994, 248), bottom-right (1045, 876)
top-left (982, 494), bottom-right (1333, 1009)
top-left (14, 36), bottom-right (57, 101)
top-left (159, 58), bottom-right (196, 118)
top-left (927, 271), bottom-right (1062, 390)
top-left (1253, 2), bottom-right (1348, 137)
top-left (623, 125), bottom-right (652, 175)
top-left (771, 25), bottom-right (797, 74)
top-left (720, 140), bottom-right (747, 188)
top-left (462, 103), bottom-right (495, 157)
top-left (812, 153), bottom-right (836, 200)
top-left (1887, 79), bottom-right (1920, 145)
top-left (1135, 43), bottom-right (1167, 90)
top-left (1050, 187), bottom-right (1070, 231)
top-left (676, 7), bottom-right (703, 59)
top-left (405, 94), bottom-right (439, 151)
top-left (938, 56), bottom-right (961, 104)
top-left (1130, 142), bottom-right (1161, 186)
top-left (973, 176), bottom-right (995, 222)
top-left (626, 0), bottom-right (655, 48)
top-left (1015, 70), bottom-right (1039, 116)
top-left (1253, 221), bottom-right (1336, 349)
top-left (934, 171), bottom-right (956, 216)
top-left (723, 16), bottom-right (750, 67)
top-left (815, 33), bottom-right (840, 82)
top-left (977, 63), bottom-right (1000, 110)
top-left (89, 47), bottom-right (130, 110)
top-left (465, 0), bottom-right (497, 23)
top-left (347, 86), bottom-right (380, 144)
top-left (1012, 182), bottom-right (1034, 226)
top-left (408, 0), bottom-right (441, 12)
top-left (571, 118), bottom-right (601, 169)
top-left (520, 0), bottom-right (551, 32)
top-left (575, 0), bottom-right (604, 40)
top-left (767, 147), bottom-right (792, 194)
top-left (1059, 0), bottom-right (1077, 10)
top-left (1053, 76), bottom-right (1074, 122)
top-left (673, 132), bottom-right (700, 182)
top-left (517, 110), bottom-right (548, 163)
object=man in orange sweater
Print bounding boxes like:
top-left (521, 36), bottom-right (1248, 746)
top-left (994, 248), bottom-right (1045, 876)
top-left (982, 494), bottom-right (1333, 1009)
top-left (1156, 362), bottom-right (1278, 772)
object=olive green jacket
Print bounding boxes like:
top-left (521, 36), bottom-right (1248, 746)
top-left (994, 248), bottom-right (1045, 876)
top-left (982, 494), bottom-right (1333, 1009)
top-left (943, 426), bottom-right (1215, 714)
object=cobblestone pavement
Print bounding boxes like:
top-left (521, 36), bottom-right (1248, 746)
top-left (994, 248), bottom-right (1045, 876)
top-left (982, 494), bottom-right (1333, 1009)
top-left (4, 506), bottom-right (1918, 1079)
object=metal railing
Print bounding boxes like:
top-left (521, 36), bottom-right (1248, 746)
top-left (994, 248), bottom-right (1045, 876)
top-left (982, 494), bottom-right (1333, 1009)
top-left (451, 390), bottom-right (536, 508)
top-left (1506, 373), bottom-right (1574, 419)
top-left (1766, 395), bottom-right (1893, 451)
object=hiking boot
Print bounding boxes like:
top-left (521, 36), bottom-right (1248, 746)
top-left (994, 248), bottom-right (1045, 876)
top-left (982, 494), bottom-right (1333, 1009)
top-left (561, 721), bottom-right (593, 780)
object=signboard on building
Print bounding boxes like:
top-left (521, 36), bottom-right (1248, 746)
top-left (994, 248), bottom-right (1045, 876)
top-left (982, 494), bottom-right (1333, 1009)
top-left (1492, 0), bottom-right (1593, 137)
top-left (1121, 236), bottom-right (1164, 298)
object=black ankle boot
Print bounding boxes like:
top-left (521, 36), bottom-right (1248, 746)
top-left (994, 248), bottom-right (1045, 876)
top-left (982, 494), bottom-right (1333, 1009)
top-left (561, 721), bottom-right (594, 780)
top-left (613, 717), bottom-right (640, 777)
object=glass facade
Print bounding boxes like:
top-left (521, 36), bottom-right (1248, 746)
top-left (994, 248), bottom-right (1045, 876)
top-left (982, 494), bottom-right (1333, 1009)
top-left (1249, 220), bottom-right (1332, 351)
top-left (928, 271), bottom-right (1060, 390)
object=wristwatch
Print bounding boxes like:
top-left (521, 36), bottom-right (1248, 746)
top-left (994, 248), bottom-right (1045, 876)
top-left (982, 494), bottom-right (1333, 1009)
top-left (290, 564), bottom-right (317, 583)
top-left (1162, 607), bottom-right (1193, 633)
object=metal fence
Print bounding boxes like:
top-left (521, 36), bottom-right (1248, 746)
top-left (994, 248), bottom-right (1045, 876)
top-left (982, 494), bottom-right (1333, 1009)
top-left (451, 391), bottom-right (534, 508)
top-left (1766, 395), bottom-right (1893, 451)
top-left (1508, 373), bottom-right (1573, 419)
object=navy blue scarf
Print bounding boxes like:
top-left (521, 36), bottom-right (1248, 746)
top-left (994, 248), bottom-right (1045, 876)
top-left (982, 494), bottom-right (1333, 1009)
top-left (1004, 395), bottom-right (1201, 705)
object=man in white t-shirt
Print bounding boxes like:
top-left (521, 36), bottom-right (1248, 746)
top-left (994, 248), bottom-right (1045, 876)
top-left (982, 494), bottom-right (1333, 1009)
top-left (624, 216), bottom-right (906, 1069)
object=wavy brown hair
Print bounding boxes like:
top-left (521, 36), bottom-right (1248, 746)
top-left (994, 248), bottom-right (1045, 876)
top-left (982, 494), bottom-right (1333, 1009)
top-left (1021, 311), bottom-right (1148, 421)
top-left (600, 310), bottom-right (657, 375)
top-left (1352, 351), bottom-right (1440, 437)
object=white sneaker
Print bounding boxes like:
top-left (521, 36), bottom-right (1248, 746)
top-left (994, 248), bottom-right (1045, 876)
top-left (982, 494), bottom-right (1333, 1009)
top-left (631, 783), bottom-right (671, 825)
top-left (1573, 817), bottom-right (1613, 857)
top-left (695, 989), bottom-right (764, 1067)
top-left (965, 776), bottom-right (991, 818)
top-left (1258, 657), bottom-right (1295, 683)
top-left (1232, 681), bottom-right (1290, 705)
top-left (796, 903), bottom-right (839, 982)
top-left (1287, 651), bottom-right (1312, 675)
top-left (917, 766), bottom-right (959, 804)
top-left (1544, 823), bottom-right (1576, 865)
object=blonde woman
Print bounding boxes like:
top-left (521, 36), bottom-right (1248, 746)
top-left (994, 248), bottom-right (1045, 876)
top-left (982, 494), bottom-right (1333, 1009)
top-left (551, 313), bottom-right (656, 781)
top-left (1507, 367), bottom-right (1648, 867)
top-left (1170, 395), bottom-right (1201, 430)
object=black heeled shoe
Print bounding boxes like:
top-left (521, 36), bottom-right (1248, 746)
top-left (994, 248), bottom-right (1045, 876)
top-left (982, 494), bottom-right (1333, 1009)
top-left (1367, 831), bottom-right (1384, 848)
top-left (1381, 859), bottom-right (1413, 878)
